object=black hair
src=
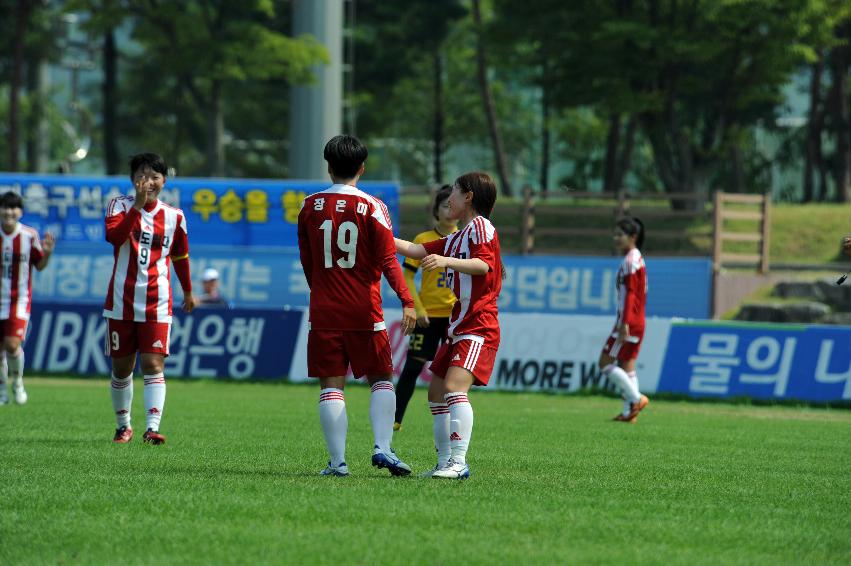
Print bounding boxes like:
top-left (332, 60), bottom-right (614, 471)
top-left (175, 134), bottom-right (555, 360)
top-left (455, 172), bottom-right (506, 279)
top-left (1, 191), bottom-right (24, 210)
top-left (324, 135), bottom-right (368, 179)
top-left (455, 171), bottom-right (497, 219)
top-left (616, 216), bottom-right (645, 250)
top-left (129, 153), bottom-right (168, 180)
top-left (432, 184), bottom-right (453, 220)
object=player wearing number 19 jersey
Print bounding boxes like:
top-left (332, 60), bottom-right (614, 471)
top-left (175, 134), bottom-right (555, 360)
top-left (103, 153), bottom-right (197, 445)
top-left (298, 135), bottom-right (416, 477)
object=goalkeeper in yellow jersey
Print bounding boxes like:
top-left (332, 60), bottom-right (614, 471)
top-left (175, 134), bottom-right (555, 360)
top-left (394, 185), bottom-right (458, 430)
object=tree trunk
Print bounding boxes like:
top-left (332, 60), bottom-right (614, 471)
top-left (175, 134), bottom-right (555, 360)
top-left (206, 80), bottom-right (225, 177)
top-left (603, 113), bottom-right (622, 193)
top-left (9, 0), bottom-right (30, 171)
top-left (730, 143), bottom-right (745, 194)
top-left (615, 116), bottom-right (637, 193)
top-left (103, 29), bottom-right (120, 175)
top-left (25, 53), bottom-right (41, 172)
top-left (539, 81), bottom-right (550, 199)
top-left (803, 52), bottom-right (824, 203)
top-left (830, 28), bottom-right (850, 203)
top-left (433, 51), bottom-right (444, 184)
top-left (471, 0), bottom-right (512, 197)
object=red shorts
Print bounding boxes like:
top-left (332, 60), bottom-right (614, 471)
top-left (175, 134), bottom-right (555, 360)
top-left (105, 319), bottom-right (171, 358)
top-left (307, 329), bottom-right (393, 378)
top-left (602, 326), bottom-right (645, 361)
top-left (0, 318), bottom-right (29, 341)
top-left (430, 338), bottom-right (497, 386)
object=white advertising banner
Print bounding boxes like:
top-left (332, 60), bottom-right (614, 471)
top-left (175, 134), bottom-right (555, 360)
top-left (289, 310), bottom-right (672, 394)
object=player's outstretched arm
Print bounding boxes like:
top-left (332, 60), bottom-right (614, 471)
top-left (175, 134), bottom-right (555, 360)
top-left (395, 237), bottom-right (427, 260)
top-left (172, 256), bottom-right (196, 313)
top-left (421, 254), bottom-right (489, 276)
top-left (35, 232), bottom-right (55, 271)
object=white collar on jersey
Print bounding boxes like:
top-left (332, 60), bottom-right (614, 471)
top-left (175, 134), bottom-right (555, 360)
top-left (0, 223), bottom-right (22, 240)
top-left (325, 183), bottom-right (362, 195)
top-left (140, 200), bottom-right (163, 215)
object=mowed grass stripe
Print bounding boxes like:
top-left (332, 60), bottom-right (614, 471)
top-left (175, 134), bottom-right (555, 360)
top-left (0, 378), bottom-right (848, 565)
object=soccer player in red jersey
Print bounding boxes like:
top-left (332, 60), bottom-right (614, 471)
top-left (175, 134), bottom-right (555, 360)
top-left (103, 153), bottom-right (196, 444)
top-left (599, 216), bottom-right (650, 423)
top-left (0, 192), bottom-right (54, 406)
top-left (298, 135), bottom-right (417, 477)
top-left (394, 172), bottom-right (503, 479)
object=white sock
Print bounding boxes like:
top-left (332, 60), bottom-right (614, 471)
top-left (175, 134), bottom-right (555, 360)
top-left (628, 371), bottom-right (640, 394)
top-left (7, 348), bottom-right (24, 388)
top-left (623, 371), bottom-right (639, 416)
top-left (604, 364), bottom-right (640, 403)
top-left (111, 373), bottom-right (133, 427)
top-left (319, 388), bottom-right (347, 467)
top-left (429, 402), bottom-right (451, 467)
top-left (370, 381), bottom-right (396, 453)
top-left (143, 373), bottom-right (166, 431)
top-left (445, 392), bottom-right (473, 465)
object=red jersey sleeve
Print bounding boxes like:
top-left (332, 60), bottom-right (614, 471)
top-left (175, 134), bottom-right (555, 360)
top-left (297, 203), bottom-right (313, 289)
top-left (171, 214), bottom-right (192, 293)
top-left (370, 203), bottom-right (413, 308)
top-left (29, 232), bottom-right (44, 265)
top-left (467, 217), bottom-right (497, 272)
top-left (421, 237), bottom-right (448, 256)
top-left (105, 198), bottom-right (140, 247)
top-left (171, 214), bottom-right (189, 259)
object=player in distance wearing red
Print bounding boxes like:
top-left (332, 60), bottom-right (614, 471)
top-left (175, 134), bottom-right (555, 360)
top-left (297, 135), bottom-right (417, 477)
top-left (0, 192), bottom-right (54, 406)
top-left (394, 172), bottom-right (503, 480)
top-left (600, 216), bottom-right (650, 423)
top-left (103, 153), bottom-right (197, 445)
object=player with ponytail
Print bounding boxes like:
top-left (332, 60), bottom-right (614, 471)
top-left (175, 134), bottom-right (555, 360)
top-left (599, 216), bottom-right (650, 423)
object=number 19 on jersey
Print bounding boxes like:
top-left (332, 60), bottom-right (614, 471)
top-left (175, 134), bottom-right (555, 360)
top-left (319, 220), bottom-right (359, 269)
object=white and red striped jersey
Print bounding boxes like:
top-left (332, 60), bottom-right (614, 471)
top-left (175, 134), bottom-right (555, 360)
top-left (0, 223), bottom-right (44, 321)
top-left (615, 247), bottom-right (647, 330)
top-left (422, 216), bottom-right (502, 345)
top-left (103, 197), bottom-right (189, 323)
top-left (297, 184), bottom-right (413, 331)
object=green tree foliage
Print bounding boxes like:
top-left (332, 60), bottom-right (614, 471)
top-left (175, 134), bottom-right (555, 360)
top-left (66, 0), bottom-right (326, 177)
top-left (492, 0), bottom-right (850, 204)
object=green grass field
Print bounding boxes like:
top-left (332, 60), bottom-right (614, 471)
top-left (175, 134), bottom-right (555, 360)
top-left (1, 378), bottom-right (849, 564)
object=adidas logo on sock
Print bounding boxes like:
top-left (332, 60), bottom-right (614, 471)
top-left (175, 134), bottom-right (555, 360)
top-left (152, 340), bottom-right (163, 348)
top-left (450, 432), bottom-right (462, 441)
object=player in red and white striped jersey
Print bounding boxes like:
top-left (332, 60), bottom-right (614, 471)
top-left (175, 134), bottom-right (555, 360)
top-left (395, 172), bottom-right (503, 479)
top-left (599, 216), bottom-right (650, 423)
top-left (298, 135), bottom-right (416, 477)
top-left (0, 192), bottom-right (54, 406)
top-left (104, 153), bottom-right (197, 445)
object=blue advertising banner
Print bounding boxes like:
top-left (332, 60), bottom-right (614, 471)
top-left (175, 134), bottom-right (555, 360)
top-left (499, 255), bottom-right (711, 318)
top-left (23, 302), bottom-right (304, 380)
top-left (0, 173), bottom-right (399, 247)
top-left (32, 245), bottom-right (711, 318)
top-left (658, 322), bottom-right (851, 402)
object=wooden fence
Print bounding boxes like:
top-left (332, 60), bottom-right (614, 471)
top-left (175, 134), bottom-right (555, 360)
top-left (398, 186), bottom-right (770, 268)
top-left (712, 191), bottom-right (771, 274)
